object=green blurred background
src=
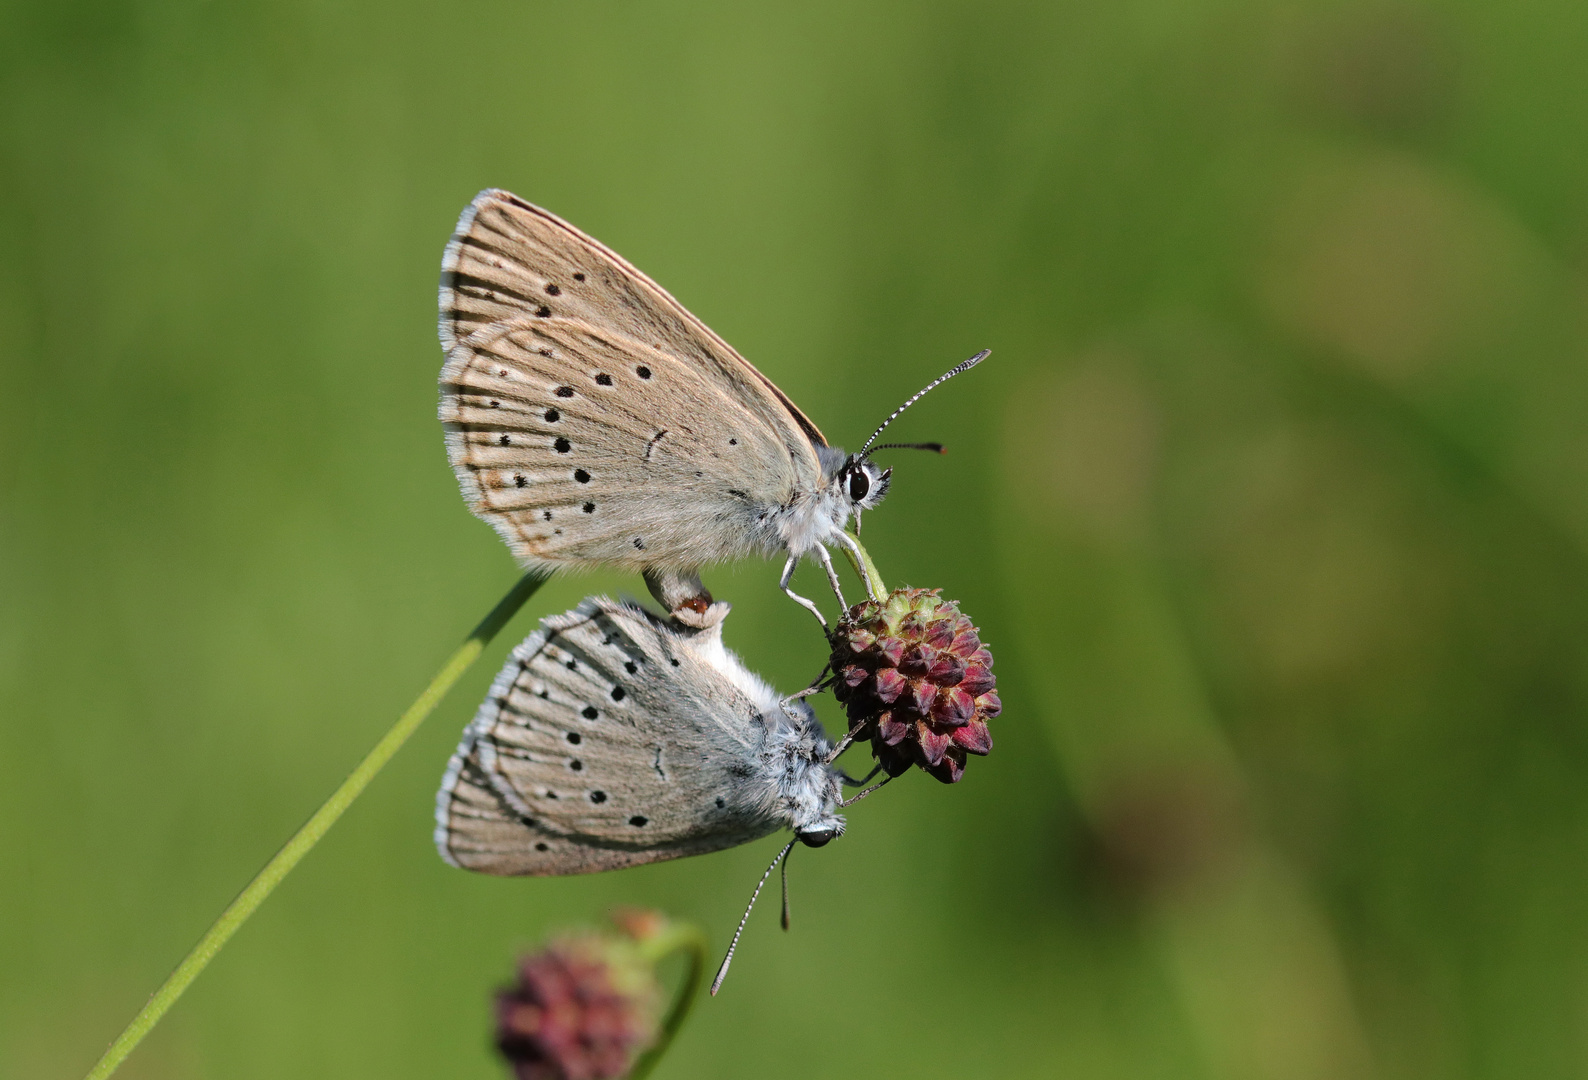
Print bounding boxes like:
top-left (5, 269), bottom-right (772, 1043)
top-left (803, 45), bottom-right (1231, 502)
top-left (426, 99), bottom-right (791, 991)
top-left (6, 0), bottom-right (1588, 1077)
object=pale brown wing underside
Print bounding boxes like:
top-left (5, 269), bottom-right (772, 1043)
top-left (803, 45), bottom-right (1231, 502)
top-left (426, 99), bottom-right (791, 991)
top-left (435, 599), bottom-right (781, 877)
top-left (439, 316), bottom-right (797, 569)
top-left (438, 190), bottom-right (828, 572)
top-left (440, 189), bottom-right (826, 452)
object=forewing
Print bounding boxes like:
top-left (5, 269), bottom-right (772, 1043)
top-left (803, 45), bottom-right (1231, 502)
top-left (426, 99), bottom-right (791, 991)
top-left (438, 191), bottom-right (826, 569)
top-left (435, 598), bottom-right (782, 876)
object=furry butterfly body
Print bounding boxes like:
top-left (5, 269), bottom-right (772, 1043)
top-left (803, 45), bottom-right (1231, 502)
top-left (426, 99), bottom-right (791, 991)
top-left (435, 597), bottom-right (844, 876)
top-left (438, 190), bottom-right (980, 621)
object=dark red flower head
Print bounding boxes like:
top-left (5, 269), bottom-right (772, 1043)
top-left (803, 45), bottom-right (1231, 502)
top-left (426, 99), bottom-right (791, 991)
top-left (495, 923), bottom-right (662, 1080)
top-left (830, 587), bottom-right (1000, 783)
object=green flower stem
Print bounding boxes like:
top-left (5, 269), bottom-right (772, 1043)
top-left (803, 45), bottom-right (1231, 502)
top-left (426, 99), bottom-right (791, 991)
top-left (84, 571), bottom-right (550, 1080)
top-left (842, 533), bottom-right (888, 600)
top-left (630, 922), bottom-right (711, 1080)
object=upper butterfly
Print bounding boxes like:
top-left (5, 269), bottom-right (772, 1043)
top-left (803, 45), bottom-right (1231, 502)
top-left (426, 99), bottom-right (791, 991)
top-left (437, 189), bottom-right (988, 626)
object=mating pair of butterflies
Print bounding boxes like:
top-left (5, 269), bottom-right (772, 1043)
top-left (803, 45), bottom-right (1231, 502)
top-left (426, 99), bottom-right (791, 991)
top-left (430, 192), bottom-right (984, 949)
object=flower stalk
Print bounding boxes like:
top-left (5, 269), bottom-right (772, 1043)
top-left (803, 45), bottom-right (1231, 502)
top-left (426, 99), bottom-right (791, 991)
top-left (83, 571), bottom-right (550, 1080)
top-left (841, 532), bottom-right (888, 599)
top-left (627, 919), bottom-right (709, 1080)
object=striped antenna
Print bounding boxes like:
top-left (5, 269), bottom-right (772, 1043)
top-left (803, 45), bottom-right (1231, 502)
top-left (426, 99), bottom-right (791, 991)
top-left (858, 349), bottom-right (991, 458)
top-left (780, 842), bottom-right (794, 931)
top-left (711, 839), bottom-right (796, 996)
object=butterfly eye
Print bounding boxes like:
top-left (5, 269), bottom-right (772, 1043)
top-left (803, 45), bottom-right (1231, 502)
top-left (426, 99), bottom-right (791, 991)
top-left (797, 826), bottom-right (838, 848)
top-left (847, 468), bottom-right (870, 503)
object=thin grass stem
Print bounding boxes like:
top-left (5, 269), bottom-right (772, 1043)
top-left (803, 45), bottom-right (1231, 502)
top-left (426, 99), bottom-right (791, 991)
top-left (83, 571), bottom-right (550, 1080)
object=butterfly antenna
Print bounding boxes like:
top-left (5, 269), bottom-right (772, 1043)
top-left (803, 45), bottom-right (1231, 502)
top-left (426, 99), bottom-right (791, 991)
top-left (867, 442), bottom-right (946, 454)
top-left (780, 843), bottom-right (795, 931)
top-left (711, 839), bottom-right (797, 996)
top-left (858, 349), bottom-right (991, 458)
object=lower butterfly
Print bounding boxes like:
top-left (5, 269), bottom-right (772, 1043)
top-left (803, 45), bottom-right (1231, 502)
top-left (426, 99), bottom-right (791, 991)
top-left (434, 596), bottom-right (880, 990)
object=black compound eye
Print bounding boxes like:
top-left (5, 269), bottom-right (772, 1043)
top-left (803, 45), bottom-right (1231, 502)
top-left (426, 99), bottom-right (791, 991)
top-left (847, 468), bottom-right (870, 503)
top-left (797, 827), bottom-right (837, 849)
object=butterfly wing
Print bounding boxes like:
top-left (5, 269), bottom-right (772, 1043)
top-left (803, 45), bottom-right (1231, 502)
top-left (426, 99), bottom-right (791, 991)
top-left (435, 597), bottom-right (786, 876)
top-left (439, 190), bottom-right (829, 572)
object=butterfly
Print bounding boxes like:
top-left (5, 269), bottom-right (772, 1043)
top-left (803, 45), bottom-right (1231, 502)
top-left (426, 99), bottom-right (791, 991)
top-left (434, 596), bottom-right (849, 877)
top-left (434, 596), bottom-right (879, 991)
top-left (437, 189), bottom-right (987, 625)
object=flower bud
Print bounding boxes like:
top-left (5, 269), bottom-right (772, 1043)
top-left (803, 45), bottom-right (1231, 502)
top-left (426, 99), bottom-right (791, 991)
top-left (495, 916), bottom-right (664, 1080)
top-left (830, 588), bottom-right (1000, 783)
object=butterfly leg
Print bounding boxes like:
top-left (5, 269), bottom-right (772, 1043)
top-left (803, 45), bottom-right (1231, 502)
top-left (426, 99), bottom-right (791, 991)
top-left (778, 663), bottom-right (833, 723)
top-left (839, 774), bottom-right (894, 807)
top-left (822, 729), bottom-right (857, 764)
top-left (779, 554), bottom-right (828, 629)
top-left (812, 545), bottom-right (849, 611)
top-left (837, 763), bottom-right (883, 788)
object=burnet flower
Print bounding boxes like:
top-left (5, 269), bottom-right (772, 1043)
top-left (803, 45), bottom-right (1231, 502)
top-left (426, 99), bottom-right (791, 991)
top-left (495, 919), bottom-right (663, 1080)
top-left (830, 587), bottom-right (1000, 783)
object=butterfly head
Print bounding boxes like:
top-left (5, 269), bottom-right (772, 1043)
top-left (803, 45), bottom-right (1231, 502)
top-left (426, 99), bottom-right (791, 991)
top-left (794, 814), bottom-right (845, 848)
top-left (839, 455), bottom-right (892, 532)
